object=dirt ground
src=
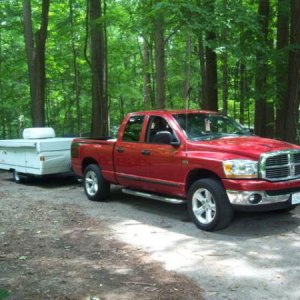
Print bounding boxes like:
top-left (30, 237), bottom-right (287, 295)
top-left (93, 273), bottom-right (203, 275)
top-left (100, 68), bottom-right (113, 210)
top-left (0, 172), bottom-right (204, 300)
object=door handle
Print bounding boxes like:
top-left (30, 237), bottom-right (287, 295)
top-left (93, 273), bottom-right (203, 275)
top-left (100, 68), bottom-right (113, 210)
top-left (116, 147), bottom-right (124, 153)
top-left (141, 150), bottom-right (151, 156)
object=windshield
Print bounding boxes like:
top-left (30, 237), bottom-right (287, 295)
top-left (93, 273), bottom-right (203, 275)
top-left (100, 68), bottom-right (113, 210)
top-left (173, 113), bottom-right (251, 141)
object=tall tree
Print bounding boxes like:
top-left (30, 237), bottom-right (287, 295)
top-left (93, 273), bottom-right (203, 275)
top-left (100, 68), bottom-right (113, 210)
top-left (87, 0), bottom-right (108, 136)
top-left (275, 0), bottom-right (289, 139)
top-left (23, 0), bottom-right (50, 127)
top-left (203, 0), bottom-right (218, 111)
top-left (153, 2), bottom-right (165, 109)
top-left (183, 36), bottom-right (192, 101)
top-left (0, 25), bottom-right (4, 138)
top-left (239, 62), bottom-right (246, 124)
top-left (69, 0), bottom-right (82, 134)
top-left (142, 36), bottom-right (152, 108)
top-left (284, 0), bottom-right (300, 143)
top-left (254, 0), bottom-right (273, 137)
top-left (198, 34), bottom-right (207, 108)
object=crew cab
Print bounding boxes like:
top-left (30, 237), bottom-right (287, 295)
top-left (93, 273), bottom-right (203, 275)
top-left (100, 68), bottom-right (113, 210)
top-left (71, 110), bottom-right (300, 231)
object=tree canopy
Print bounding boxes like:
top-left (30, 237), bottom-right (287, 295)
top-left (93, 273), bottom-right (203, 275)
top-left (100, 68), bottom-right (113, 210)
top-left (0, 0), bottom-right (300, 142)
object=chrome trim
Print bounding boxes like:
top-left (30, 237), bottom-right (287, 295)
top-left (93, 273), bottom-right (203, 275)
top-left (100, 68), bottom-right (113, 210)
top-left (122, 188), bottom-right (185, 204)
top-left (259, 150), bottom-right (300, 181)
top-left (226, 190), bottom-right (290, 206)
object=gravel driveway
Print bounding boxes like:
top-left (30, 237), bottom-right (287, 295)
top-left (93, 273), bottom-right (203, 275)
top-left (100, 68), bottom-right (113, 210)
top-left (1, 171), bottom-right (300, 299)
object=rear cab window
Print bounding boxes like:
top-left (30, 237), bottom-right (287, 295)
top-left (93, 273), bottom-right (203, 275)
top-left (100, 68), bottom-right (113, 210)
top-left (122, 115), bottom-right (145, 142)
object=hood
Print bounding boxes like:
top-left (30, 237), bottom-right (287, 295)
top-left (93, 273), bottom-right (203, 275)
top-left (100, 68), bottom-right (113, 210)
top-left (190, 135), bottom-right (300, 160)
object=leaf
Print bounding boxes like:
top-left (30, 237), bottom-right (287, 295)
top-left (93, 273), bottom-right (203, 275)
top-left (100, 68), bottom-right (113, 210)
top-left (18, 256), bottom-right (28, 261)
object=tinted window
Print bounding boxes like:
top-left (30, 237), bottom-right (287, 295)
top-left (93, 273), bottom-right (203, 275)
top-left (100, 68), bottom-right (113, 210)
top-left (146, 116), bottom-right (172, 143)
top-left (173, 113), bottom-right (249, 141)
top-left (122, 115), bottom-right (145, 142)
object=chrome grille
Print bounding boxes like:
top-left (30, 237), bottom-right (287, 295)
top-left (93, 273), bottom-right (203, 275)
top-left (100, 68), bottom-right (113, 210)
top-left (260, 150), bottom-right (300, 181)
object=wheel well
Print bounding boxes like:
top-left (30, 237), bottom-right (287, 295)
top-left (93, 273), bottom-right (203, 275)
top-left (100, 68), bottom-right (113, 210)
top-left (82, 158), bottom-right (99, 173)
top-left (185, 169), bottom-right (222, 194)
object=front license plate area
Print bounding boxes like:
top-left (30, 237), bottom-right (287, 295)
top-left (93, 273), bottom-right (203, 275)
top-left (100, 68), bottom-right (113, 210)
top-left (291, 192), bottom-right (300, 205)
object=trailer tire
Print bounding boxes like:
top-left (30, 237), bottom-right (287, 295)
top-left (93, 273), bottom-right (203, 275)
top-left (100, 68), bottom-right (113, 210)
top-left (83, 164), bottom-right (110, 201)
top-left (13, 171), bottom-right (26, 184)
top-left (188, 178), bottom-right (233, 231)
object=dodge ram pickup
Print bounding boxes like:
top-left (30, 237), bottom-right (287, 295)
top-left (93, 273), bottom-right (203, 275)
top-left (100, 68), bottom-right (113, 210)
top-left (71, 110), bottom-right (300, 231)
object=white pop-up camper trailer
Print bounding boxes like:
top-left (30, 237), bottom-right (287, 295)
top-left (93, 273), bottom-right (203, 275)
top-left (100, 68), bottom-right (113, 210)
top-left (0, 128), bottom-right (74, 183)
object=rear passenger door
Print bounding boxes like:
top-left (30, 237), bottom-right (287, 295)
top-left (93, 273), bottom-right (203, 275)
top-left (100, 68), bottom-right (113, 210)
top-left (114, 115), bottom-right (146, 189)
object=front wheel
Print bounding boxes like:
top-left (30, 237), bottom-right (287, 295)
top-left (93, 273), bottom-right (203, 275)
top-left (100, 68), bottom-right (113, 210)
top-left (83, 164), bottom-right (110, 201)
top-left (188, 178), bottom-right (233, 231)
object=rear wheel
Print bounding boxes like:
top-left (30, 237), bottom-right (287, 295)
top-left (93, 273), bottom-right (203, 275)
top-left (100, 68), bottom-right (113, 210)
top-left (83, 164), bottom-right (110, 201)
top-left (188, 178), bottom-right (233, 231)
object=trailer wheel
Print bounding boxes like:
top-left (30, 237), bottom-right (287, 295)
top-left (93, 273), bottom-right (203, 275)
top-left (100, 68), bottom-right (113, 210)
top-left (13, 171), bottom-right (26, 184)
top-left (188, 178), bottom-right (233, 231)
top-left (83, 164), bottom-right (110, 201)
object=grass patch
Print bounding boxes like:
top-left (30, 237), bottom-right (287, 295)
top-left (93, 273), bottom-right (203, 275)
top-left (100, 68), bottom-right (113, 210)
top-left (0, 288), bottom-right (10, 300)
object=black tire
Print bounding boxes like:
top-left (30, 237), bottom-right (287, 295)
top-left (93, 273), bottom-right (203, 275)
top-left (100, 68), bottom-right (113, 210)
top-left (83, 164), bottom-right (110, 201)
top-left (13, 170), bottom-right (26, 184)
top-left (275, 206), bottom-right (296, 213)
top-left (187, 178), bottom-right (233, 231)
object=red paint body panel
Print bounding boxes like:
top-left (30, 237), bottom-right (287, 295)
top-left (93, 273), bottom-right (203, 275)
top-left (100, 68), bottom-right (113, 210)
top-left (71, 110), bottom-right (300, 200)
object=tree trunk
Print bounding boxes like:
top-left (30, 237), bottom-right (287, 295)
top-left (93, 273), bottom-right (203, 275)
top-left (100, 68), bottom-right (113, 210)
top-left (239, 62), bottom-right (246, 124)
top-left (69, 0), bottom-right (81, 134)
top-left (89, 0), bottom-right (108, 137)
top-left (198, 35), bottom-right (207, 108)
top-left (275, 0), bottom-right (290, 139)
top-left (255, 0), bottom-right (271, 137)
top-left (143, 37), bottom-right (152, 108)
top-left (220, 0), bottom-right (228, 115)
top-left (233, 62), bottom-right (239, 119)
top-left (183, 36), bottom-right (192, 102)
top-left (204, 1), bottom-right (218, 111)
top-left (154, 5), bottom-right (165, 109)
top-left (284, 0), bottom-right (300, 143)
top-left (23, 0), bottom-right (50, 127)
top-left (0, 29), bottom-right (5, 139)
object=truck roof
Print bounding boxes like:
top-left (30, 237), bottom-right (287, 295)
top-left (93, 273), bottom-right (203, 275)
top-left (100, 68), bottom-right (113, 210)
top-left (128, 109), bottom-right (219, 116)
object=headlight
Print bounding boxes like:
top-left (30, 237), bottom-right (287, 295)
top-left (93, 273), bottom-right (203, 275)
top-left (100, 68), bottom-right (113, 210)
top-left (223, 160), bottom-right (258, 178)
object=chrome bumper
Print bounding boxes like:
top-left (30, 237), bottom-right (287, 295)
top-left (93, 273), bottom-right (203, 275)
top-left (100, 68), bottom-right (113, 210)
top-left (226, 190), bottom-right (290, 206)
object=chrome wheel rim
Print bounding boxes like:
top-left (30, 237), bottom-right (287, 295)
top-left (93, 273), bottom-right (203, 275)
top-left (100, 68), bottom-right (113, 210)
top-left (192, 188), bottom-right (216, 225)
top-left (85, 170), bottom-right (98, 196)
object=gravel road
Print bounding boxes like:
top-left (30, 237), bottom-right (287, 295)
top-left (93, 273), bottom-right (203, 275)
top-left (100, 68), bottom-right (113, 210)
top-left (1, 171), bottom-right (300, 299)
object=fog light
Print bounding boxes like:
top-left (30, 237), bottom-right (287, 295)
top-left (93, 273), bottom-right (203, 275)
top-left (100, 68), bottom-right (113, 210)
top-left (248, 193), bottom-right (262, 204)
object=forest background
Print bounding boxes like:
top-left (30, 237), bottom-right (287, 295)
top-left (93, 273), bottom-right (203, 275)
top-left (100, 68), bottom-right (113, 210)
top-left (0, 0), bottom-right (300, 143)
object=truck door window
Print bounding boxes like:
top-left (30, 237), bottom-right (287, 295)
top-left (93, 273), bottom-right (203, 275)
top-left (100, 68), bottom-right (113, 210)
top-left (122, 115), bottom-right (145, 142)
top-left (146, 116), bottom-right (173, 143)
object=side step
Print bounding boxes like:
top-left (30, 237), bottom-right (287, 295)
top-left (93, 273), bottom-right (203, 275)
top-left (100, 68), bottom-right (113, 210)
top-left (122, 188), bottom-right (185, 204)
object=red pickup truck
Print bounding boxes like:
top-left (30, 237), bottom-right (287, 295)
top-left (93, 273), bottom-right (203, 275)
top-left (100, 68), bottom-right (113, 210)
top-left (71, 110), bottom-right (300, 231)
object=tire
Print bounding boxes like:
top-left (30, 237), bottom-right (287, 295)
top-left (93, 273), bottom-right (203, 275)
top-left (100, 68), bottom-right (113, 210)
top-left (187, 178), bottom-right (233, 231)
top-left (83, 164), bottom-right (110, 201)
top-left (275, 206), bottom-right (296, 213)
top-left (13, 170), bottom-right (26, 184)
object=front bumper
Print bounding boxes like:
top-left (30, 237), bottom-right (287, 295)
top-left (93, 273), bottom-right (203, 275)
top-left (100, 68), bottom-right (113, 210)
top-left (226, 190), bottom-right (300, 212)
top-left (226, 190), bottom-right (290, 205)
top-left (223, 178), bottom-right (300, 210)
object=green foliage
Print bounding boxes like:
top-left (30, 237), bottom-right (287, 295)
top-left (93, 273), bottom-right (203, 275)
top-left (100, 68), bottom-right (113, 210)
top-left (0, 0), bottom-right (298, 139)
top-left (0, 288), bottom-right (10, 300)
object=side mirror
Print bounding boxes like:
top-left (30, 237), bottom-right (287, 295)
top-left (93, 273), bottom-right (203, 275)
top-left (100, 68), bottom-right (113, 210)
top-left (153, 131), bottom-right (180, 146)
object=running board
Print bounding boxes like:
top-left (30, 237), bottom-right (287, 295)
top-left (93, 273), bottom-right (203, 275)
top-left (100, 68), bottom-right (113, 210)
top-left (122, 188), bottom-right (185, 204)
